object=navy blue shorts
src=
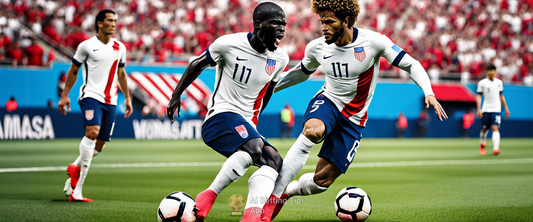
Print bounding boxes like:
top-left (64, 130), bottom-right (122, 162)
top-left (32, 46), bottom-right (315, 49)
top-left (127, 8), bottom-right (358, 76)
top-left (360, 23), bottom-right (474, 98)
top-left (79, 98), bottom-right (117, 141)
top-left (481, 112), bottom-right (501, 130)
top-left (303, 95), bottom-right (364, 173)
top-left (202, 112), bottom-right (272, 158)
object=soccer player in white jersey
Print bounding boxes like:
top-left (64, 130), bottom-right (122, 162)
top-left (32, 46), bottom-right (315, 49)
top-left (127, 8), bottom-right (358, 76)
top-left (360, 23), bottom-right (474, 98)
top-left (166, 2), bottom-right (289, 222)
top-left (58, 9), bottom-right (132, 202)
top-left (261, 0), bottom-right (448, 221)
top-left (476, 64), bottom-right (510, 155)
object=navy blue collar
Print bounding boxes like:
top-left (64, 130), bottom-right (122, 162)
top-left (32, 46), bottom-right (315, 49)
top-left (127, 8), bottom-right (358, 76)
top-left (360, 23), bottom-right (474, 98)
top-left (352, 27), bottom-right (358, 43)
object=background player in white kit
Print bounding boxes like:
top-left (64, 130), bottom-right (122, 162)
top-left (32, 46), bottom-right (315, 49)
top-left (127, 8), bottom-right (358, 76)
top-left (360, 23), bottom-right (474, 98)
top-left (261, 0), bottom-right (448, 221)
top-left (476, 64), bottom-right (510, 155)
top-left (58, 9), bottom-right (132, 202)
top-left (166, 2), bottom-right (289, 222)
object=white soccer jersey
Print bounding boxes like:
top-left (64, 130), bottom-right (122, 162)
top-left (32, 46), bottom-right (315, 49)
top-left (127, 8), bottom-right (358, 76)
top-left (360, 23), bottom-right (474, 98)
top-left (477, 78), bottom-right (504, 113)
top-left (301, 28), bottom-right (430, 126)
top-left (205, 32), bottom-right (289, 126)
top-left (72, 36), bottom-right (127, 105)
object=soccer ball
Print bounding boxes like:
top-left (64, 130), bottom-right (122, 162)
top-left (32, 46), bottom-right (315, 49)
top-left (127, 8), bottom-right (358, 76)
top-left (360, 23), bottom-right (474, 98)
top-left (157, 192), bottom-right (196, 222)
top-left (335, 187), bottom-right (372, 222)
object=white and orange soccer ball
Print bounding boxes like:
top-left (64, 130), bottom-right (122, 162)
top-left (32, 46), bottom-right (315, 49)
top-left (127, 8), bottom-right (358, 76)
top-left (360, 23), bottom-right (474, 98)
top-left (157, 192), bottom-right (196, 222)
top-left (335, 187), bottom-right (372, 222)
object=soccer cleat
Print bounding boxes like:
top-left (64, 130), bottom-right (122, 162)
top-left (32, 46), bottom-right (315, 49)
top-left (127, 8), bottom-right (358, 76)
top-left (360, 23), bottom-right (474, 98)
top-left (493, 149), bottom-right (500, 155)
top-left (67, 163), bottom-right (81, 188)
top-left (63, 178), bottom-right (73, 197)
top-left (193, 189), bottom-right (217, 222)
top-left (261, 194), bottom-right (279, 222)
top-left (240, 207), bottom-right (263, 222)
top-left (271, 194), bottom-right (290, 221)
top-left (69, 195), bottom-right (93, 202)
top-left (479, 143), bottom-right (486, 155)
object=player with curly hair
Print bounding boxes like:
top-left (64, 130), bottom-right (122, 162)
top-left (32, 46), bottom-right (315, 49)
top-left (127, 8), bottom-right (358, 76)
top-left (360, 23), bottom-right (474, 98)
top-left (261, 0), bottom-right (448, 221)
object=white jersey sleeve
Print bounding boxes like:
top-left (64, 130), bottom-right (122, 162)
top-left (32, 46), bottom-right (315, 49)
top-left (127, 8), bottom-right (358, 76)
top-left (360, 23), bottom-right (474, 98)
top-left (205, 36), bottom-right (228, 66)
top-left (119, 43), bottom-right (127, 67)
top-left (370, 33), bottom-right (434, 97)
top-left (72, 40), bottom-right (89, 65)
top-left (300, 39), bottom-right (321, 74)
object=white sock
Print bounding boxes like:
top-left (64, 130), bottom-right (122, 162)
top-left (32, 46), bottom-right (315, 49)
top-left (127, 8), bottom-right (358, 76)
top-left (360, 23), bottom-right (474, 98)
top-left (244, 166), bottom-right (278, 209)
top-left (272, 134), bottom-right (315, 197)
top-left (492, 131), bottom-right (500, 150)
top-left (73, 136), bottom-right (96, 198)
top-left (73, 156), bottom-right (82, 166)
top-left (480, 131), bottom-right (488, 144)
top-left (73, 148), bottom-right (99, 166)
top-left (208, 151), bottom-right (253, 195)
top-left (93, 149), bottom-right (100, 157)
top-left (285, 173), bottom-right (327, 196)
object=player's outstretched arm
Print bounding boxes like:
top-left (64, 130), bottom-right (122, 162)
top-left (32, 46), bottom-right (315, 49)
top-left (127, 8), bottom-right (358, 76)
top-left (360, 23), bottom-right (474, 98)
top-left (117, 67), bottom-right (132, 118)
top-left (274, 63), bottom-right (312, 92)
top-left (425, 95), bottom-right (448, 121)
top-left (58, 63), bottom-right (80, 115)
top-left (167, 54), bottom-right (210, 122)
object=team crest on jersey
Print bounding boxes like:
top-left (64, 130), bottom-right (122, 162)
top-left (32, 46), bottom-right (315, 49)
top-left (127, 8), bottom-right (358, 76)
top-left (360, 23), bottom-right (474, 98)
top-left (265, 59), bottom-right (277, 76)
top-left (354, 47), bottom-right (366, 62)
top-left (235, 125), bottom-right (249, 138)
top-left (85, 110), bottom-right (94, 121)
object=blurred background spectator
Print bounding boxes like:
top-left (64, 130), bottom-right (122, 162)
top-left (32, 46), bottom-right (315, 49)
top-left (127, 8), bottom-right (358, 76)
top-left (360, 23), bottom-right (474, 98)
top-left (0, 0), bottom-right (531, 85)
top-left (396, 111), bottom-right (408, 138)
top-left (418, 110), bottom-right (431, 137)
top-left (5, 96), bottom-right (17, 112)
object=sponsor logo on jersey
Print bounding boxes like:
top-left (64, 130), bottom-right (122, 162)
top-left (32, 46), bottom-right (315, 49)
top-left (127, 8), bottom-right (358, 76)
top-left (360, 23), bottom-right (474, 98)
top-left (85, 110), bottom-right (94, 121)
top-left (236, 56), bottom-right (247, 61)
top-left (265, 59), bottom-right (277, 76)
top-left (354, 47), bottom-right (366, 62)
top-left (323, 55), bottom-right (334, 59)
top-left (235, 125), bottom-right (249, 138)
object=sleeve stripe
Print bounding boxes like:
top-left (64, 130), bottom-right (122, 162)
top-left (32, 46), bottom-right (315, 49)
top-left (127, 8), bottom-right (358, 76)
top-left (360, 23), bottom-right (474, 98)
top-left (300, 62), bottom-right (315, 75)
top-left (205, 48), bottom-right (217, 67)
top-left (72, 58), bottom-right (82, 66)
top-left (391, 50), bottom-right (406, 67)
top-left (118, 63), bottom-right (125, 67)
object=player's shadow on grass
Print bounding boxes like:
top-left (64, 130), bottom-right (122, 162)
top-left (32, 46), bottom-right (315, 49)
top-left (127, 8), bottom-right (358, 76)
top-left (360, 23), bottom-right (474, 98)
top-left (50, 199), bottom-right (73, 202)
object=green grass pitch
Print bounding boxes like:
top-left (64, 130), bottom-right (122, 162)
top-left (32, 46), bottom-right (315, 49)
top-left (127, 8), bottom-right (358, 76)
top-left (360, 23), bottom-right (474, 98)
top-left (1, 138), bottom-right (532, 222)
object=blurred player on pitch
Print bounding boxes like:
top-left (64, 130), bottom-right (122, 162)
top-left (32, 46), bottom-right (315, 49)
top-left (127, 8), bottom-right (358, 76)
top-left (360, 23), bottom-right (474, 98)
top-left (261, 0), bottom-right (448, 221)
top-left (58, 9), bottom-right (132, 202)
top-left (166, 2), bottom-right (289, 222)
top-left (476, 64), bottom-right (510, 155)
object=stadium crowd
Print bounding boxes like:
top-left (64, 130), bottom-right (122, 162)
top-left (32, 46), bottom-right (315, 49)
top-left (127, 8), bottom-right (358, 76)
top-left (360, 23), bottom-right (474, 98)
top-left (0, 0), bottom-right (532, 84)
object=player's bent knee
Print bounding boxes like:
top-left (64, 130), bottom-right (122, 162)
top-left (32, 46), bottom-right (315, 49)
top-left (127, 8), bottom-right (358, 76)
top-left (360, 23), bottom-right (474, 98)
top-left (85, 125), bottom-right (100, 140)
top-left (313, 173), bottom-right (336, 187)
top-left (85, 131), bottom-right (99, 140)
top-left (257, 146), bottom-right (283, 172)
top-left (240, 138), bottom-right (264, 161)
top-left (302, 127), bottom-right (324, 143)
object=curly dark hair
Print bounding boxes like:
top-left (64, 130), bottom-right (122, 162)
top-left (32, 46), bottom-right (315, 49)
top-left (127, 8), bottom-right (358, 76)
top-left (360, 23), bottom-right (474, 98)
top-left (311, 0), bottom-right (360, 27)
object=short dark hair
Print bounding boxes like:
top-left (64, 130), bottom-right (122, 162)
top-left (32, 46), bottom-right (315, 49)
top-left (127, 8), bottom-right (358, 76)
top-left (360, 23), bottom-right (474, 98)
top-left (95, 9), bottom-right (115, 33)
top-left (311, 0), bottom-right (360, 27)
top-left (252, 2), bottom-right (283, 22)
top-left (486, 64), bottom-right (496, 71)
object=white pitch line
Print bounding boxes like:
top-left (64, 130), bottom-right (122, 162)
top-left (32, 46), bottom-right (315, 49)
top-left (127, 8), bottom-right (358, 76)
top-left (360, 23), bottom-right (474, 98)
top-left (1, 158), bottom-right (533, 173)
